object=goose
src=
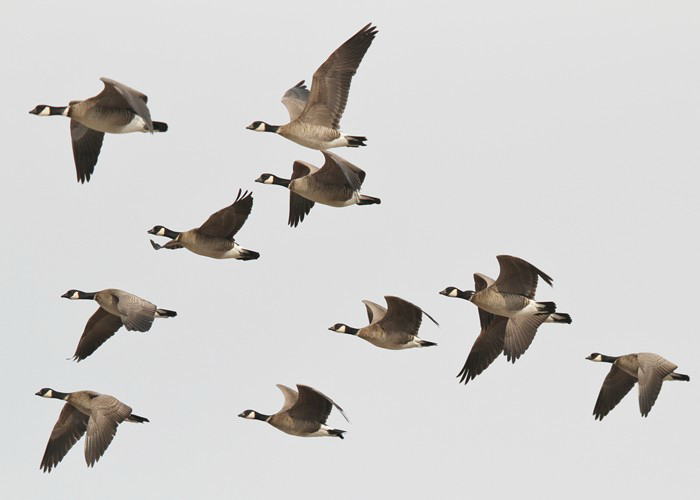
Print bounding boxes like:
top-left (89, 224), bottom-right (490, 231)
top-left (255, 151), bottom-right (380, 227)
top-left (450, 255), bottom-right (564, 359)
top-left (61, 288), bottom-right (176, 361)
top-left (329, 296), bottom-right (438, 349)
top-left (246, 23), bottom-right (377, 150)
top-left (238, 384), bottom-right (348, 439)
top-left (29, 77), bottom-right (167, 183)
top-left (148, 189), bottom-right (260, 260)
top-left (35, 388), bottom-right (148, 472)
top-left (440, 274), bottom-right (572, 384)
top-left (586, 352), bottom-right (690, 420)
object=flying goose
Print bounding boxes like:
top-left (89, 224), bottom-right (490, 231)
top-left (35, 388), bottom-right (148, 472)
top-left (148, 189), bottom-right (260, 260)
top-left (29, 77), bottom-right (167, 183)
top-left (246, 23), bottom-right (377, 150)
top-left (62, 288), bottom-right (176, 361)
top-left (450, 255), bottom-right (565, 360)
top-left (440, 274), bottom-right (572, 384)
top-left (586, 352), bottom-right (690, 420)
top-left (255, 151), bottom-right (380, 227)
top-left (329, 296), bottom-right (438, 349)
top-left (239, 384), bottom-right (348, 439)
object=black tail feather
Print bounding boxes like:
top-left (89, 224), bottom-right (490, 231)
top-left (549, 312), bottom-right (572, 324)
top-left (671, 373), bottom-right (690, 382)
top-left (153, 121), bottom-right (168, 132)
top-left (328, 428), bottom-right (346, 439)
top-left (419, 340), bottom-right (437, 347)
top-left (156, 308), bottom-right (177, 318)
top-left (346, 135), bottom-right (366, 147)
top-left (358, 195), bottom-right (381, 205)
top-left (238, 249), bottom-right (260, 261)
top-left (536, 301), bottom-right (556, 314)
top-left (127, 414), bottom-right (149, 423)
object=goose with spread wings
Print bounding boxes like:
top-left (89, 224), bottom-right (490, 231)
top-left (586, 352), bottom-right (689, 420)
top-left (255, 151), bottom-right (380, 227)
top-left (61, 288), bottom-right (176, 361)
top-left (35, 388), bottom-right (148, 472)
top-left (246, 24), bottom-right (377, 150)
top-left (148, 189), bottom-right (259, 260)
top-left (440, 272), bottom-right (571, 384)
top-left (29, 77), bottom-right (167, 183)
top-left (239, 384), bottom-right (348, 439)
top-left (447, 255), bottom-right (568, 363)
top-left (329, 295), bottom-right (438, 349)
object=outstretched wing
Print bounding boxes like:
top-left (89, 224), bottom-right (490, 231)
top-left (97, 77), bottom-right (153, 130)
top-left (70, 120), bottom-right (105, 183)
top-left (281, 81), bottom-right (310, 121)
top-left (40, 404), bottom-right (89, 473)
top-left (73, 308), bottom-right (123, 361)
top-left (198, 190), bottom-right (254, 239)
top-left (298, 24), bottom-right (378, 129)
top-left (494, 255), bottom-right (553, 298)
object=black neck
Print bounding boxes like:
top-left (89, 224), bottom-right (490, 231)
top-left (600, 354), bottom-right (618, 363)
top-left (273, 177), bottom-right (291, 188)
top-left (78, 291), bottom-right (96, 300)
top-left (343, 325), bottom-right (360, 336)
top-left (265, 124), bottom-right (280, 133)
top-left (47, 106), bottom-right (68, 116)
top-left (45, 390), bottom-right (69, 400)
top-left (455, 289), bottom-right (473, 300)
top-left (253, 411), bottom-right (270, 421)
top-left (162, 227), bottom-right (181, 239)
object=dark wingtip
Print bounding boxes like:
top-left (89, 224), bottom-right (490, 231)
top-left (149, 239), bottom-right (162, 250)
top-left (153, 121), bottom-right (168, 132)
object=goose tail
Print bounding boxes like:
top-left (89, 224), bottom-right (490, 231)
top-left (345, 135), bottom-right (367, 147)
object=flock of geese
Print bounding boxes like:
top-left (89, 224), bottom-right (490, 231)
top-left (29, 23), bottom-right (689, 473)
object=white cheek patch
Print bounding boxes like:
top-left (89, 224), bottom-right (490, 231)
top-left (264, 177), bottom-right (274, 184)
top-left (595, 354), bottom-right (603, 361)
top-left (246, 412), bottom-right (256, 419)
top-left (44, 390), bottom-right (53, 398)
top-left (256, 123), bottom-right (266, 131)
top-left (157, 227), bottom-right (166, 236)
top-left (337, 325), bottom-right (346, 333)
top-left (39, 107), bottom-right (51, 116)
top-left (449, 289), bottom-right (458, 297)
top-left (71, 291), bottom-right (80, 299)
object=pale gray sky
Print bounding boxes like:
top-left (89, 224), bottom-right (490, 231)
top-left (2, 1), bottom-right (699, 498)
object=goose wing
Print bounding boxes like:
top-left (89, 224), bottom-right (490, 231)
top-left (297, 24), bottom-right (378, 129)
top-left (288, 161), bottom-right (317, 227)
top-left (73, 308), bottom-right (124, 361)
top-left (97, 77), bottom-right (153, 130)
top-left (281, 81), bottom-right (309, 121)
top-left (289, 385), bottom-right (349, 423)
top-left (493, 255), bottom-right (553, 298)
top-left (362, 299), bottom-right (387, 325)
top-left (457, 315), bottom-right (508, 384)
top-left (502, 314), bottom-right (548, 363)
top-left (378, 296), bottom-right (438, 338)
top-left (84, 394), bottom-right (133, 467)
top-left (40, 403), bottom-right (89, 473)
top-left (593, 364), bottom-right (637, 420)
top-left (312, 151), bottom-right (365, 190)
top-left (110, 290), bottom-right (157, 332)
top-left (275, 384), bottom-right (299, 413)
top-left (637, 353), bottom-right (678, 417)
top-left (198, 189), bottom-right (254, 239)
top-left (473, 273), bottom-right (496, 329)
top-left (70, 120), bottom-right (104, 183)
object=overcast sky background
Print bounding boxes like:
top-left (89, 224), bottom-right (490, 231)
top-left (2, 1), bottom-right (699, 498)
